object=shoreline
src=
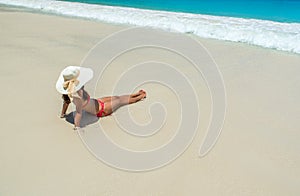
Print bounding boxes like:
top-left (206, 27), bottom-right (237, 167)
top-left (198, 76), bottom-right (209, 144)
top-left (1, 5), bottom-right (300, 195)
top-left (1, 2), bottom-right (300, 55)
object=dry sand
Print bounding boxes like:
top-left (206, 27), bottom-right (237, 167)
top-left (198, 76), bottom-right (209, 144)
top-left (0, 6), bottom-right (300, 195)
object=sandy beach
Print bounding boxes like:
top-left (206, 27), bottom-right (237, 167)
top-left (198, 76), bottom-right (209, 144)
top-left (0, 6), bottom-right (299, 195)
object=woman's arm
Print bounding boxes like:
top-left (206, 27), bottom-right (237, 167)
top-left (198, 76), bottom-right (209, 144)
top-left (73, 97), bottom-right (83, 129)
top-left (61, 95), bottom-right (71, 118)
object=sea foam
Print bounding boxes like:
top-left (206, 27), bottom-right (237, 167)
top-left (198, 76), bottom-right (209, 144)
top-left (1, 0), bottom-right (300, 54)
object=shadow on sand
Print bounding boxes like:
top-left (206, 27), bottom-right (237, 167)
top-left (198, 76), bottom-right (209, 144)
top-left (64, 111), bottom-right (99, 127)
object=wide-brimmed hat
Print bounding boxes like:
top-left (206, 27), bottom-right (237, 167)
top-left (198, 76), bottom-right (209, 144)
top-left (56, 66), bottom-right (93, 94)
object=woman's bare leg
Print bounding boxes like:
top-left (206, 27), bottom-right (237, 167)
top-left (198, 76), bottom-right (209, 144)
top-left (100, 90), bottom-right (146, 116)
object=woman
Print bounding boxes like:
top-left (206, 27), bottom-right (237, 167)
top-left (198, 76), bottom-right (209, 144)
top-left (56, 66), bottom-right (146, 130)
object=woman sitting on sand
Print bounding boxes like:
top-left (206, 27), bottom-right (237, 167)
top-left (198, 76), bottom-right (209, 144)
top-left (56, 66), bottom-right (146, 130)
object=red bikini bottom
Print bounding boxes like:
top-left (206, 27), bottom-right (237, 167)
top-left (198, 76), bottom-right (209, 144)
top-left (96, 99), bottom-right (106, 117)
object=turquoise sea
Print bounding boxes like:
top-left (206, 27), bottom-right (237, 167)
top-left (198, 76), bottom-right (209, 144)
top-left (60, 0), bottom-right (300, 23)
top-left (1, 0), bottom-right (300, 54)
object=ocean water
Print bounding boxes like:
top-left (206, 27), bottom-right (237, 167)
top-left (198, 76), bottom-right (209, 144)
top-left (61, 0), bottom-right (300, 23)
top-left (1, 0), bottom-right (300, 54)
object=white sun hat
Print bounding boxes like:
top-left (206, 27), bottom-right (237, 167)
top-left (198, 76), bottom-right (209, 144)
top-left (56, 66), bottom-right (93, 94)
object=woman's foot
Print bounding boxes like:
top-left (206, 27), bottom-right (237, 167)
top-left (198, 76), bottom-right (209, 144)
top-left (128, 90), bottom-right (146, 103)
top-left (139, 89), bottom-right (147, 99)
top-left (131, 90), bottom-right (147, 99)
top-left (130, 91), bottom-right (141, 98)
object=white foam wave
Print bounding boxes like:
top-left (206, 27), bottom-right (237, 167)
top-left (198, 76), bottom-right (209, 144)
top-left (1, 0), bottom-right (300, 54)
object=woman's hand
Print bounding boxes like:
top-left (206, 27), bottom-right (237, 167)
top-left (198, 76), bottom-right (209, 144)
top-left (73, 126), bottom-right (80, 131)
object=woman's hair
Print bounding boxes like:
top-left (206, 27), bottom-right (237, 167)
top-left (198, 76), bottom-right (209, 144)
top-left (62, 94), bottom-right (71, 104)
top-left (81, 86), bottom-right (89, 101)
top-left (61, 86), bottom-right (88, 103)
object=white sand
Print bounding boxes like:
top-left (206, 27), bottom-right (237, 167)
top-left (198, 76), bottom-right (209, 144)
top-left (0, 6), bottom-right (299, 195)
